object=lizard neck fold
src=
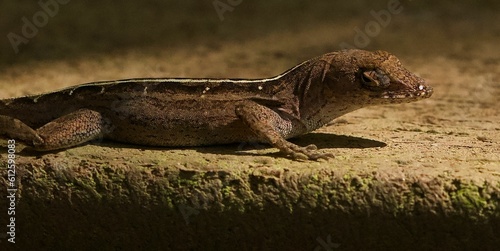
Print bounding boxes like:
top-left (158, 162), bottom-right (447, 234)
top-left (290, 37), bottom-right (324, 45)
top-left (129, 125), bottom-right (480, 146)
top-left (282, 52), bottom-right (365, 131)
top-left (281, 55), bottom-right (337, 127)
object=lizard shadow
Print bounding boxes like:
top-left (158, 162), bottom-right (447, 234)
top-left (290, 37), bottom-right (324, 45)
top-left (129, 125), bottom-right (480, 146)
top-left (290, 132), bottom-right (386, 149)
top-left (194, 132), bottom-right (387, 158)
top-left (11, 133), bottom-right (386, 158)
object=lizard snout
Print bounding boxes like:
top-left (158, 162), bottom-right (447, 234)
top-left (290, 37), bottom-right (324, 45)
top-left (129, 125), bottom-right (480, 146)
top-left (417, 83), bottom-right (433, 98)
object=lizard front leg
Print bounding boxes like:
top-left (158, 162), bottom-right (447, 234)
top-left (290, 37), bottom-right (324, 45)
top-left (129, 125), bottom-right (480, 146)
top-left (235, 101), bottom-right (333, 160)
top-left (0, 109), bottom-right (110, 151)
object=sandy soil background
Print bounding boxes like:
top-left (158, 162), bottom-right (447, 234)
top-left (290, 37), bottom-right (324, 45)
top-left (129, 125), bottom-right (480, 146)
top-left (0, 1), bottom-right (498, 250)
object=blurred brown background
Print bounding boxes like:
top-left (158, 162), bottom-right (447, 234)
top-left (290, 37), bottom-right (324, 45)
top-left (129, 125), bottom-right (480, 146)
top-left (0, 1), bottom-right (498, 66)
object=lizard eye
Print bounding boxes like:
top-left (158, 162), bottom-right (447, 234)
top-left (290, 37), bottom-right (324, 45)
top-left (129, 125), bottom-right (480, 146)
top-left (361, 70), bottom-right (378, 86)
top-left (361, 69), bottom-right (391, 90)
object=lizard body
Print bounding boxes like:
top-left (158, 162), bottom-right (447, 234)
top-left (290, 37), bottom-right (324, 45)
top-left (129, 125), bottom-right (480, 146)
top-left (0, 49), bottom-right (432, 160)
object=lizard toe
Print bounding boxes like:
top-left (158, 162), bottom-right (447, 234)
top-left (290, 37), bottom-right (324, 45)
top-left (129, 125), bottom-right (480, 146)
top-left (300, 150), bottom-right (334, 161)
top-left (290, 152), bottom-right (309, 161)
top-left (282, 143), bottom-right (333, 161)
top-left (304, 144), bottom-right (318, 150)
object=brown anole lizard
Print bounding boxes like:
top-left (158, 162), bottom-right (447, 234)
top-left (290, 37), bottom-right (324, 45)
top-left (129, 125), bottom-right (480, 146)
top-left (0, 49), bottom-right (432, 160)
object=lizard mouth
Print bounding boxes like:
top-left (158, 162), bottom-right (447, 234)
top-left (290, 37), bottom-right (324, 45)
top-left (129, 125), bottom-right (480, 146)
top-left (378, 84), bottom-right (433, 102)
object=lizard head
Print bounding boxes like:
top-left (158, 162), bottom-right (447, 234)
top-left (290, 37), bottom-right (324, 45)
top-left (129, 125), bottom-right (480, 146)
top-left (355, 50), bottom-right (432, 104)
top-left (346, 49), bottom-right (432, 104)
top-left (293, 49), bottom-right (433, 130)
top-left (318, 49), bottom-right (433, 107)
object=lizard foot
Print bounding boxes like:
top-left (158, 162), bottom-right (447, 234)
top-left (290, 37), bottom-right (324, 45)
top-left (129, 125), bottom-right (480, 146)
top-left (279, 142), bottom-right (334, 161)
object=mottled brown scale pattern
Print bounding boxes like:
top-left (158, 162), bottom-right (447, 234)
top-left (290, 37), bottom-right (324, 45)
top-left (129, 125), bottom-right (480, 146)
top-left (0, 49), bottom-right (432, 160)
top-left (34, 109), bottom-right (108, 151)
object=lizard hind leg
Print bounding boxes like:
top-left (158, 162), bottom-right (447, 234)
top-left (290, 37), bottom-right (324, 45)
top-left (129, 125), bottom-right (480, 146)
top-left (1, 109), bottom-right (111, 151)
